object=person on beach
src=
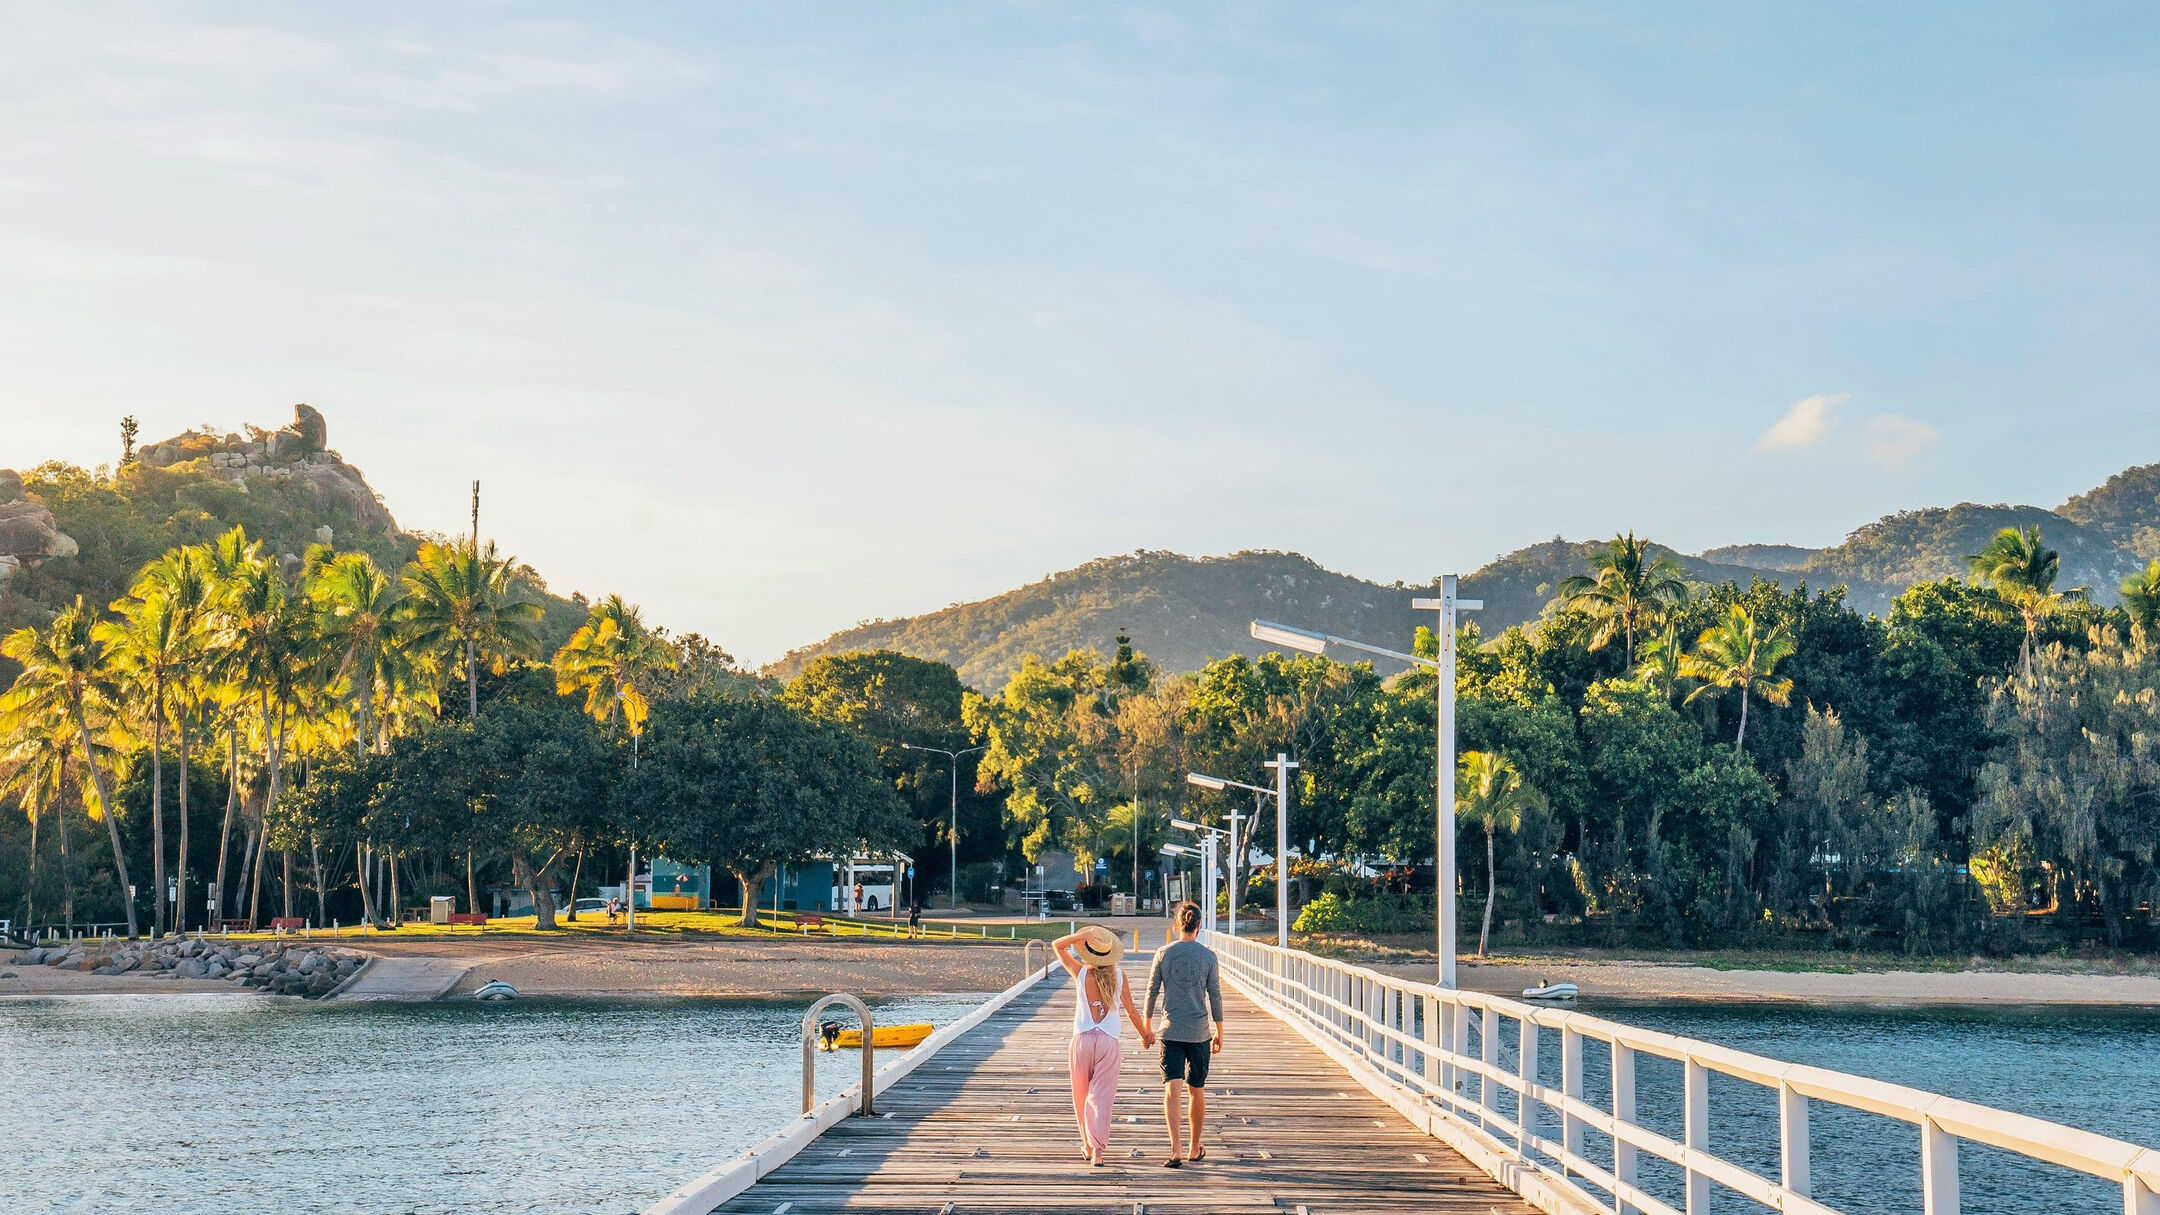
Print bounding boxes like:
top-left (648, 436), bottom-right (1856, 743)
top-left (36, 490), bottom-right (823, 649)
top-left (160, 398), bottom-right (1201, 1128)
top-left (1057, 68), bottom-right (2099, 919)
top-left (1145, 901), bottom-right (1224, 1167)
top-left (1054, 924), bottom-right (1154, 1166)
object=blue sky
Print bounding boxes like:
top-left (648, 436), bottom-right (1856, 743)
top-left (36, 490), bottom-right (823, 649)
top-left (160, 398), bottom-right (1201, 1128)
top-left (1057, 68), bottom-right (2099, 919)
top-left (6, 4), bottom-right (2159, 664)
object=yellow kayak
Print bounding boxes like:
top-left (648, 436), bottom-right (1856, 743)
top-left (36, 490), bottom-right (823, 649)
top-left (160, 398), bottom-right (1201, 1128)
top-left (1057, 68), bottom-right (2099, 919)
top-left (826, 1023), bottom-right (934, 1050)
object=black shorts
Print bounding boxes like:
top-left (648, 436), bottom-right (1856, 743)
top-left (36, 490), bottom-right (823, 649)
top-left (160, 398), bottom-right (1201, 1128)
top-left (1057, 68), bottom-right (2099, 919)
top-left (1160, 1038), bottom-right (1212, 1088)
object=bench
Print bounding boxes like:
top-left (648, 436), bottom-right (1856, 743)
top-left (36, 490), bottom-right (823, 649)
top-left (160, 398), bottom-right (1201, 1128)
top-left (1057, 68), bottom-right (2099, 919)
top-left (217, 920), bottom-right (254, 934)
top-left (447, 913), bottom-right (488, 927)
top-left (269, 917), bottom-right (306, 933)
top-left (796, 914), bottom-right (825, 933)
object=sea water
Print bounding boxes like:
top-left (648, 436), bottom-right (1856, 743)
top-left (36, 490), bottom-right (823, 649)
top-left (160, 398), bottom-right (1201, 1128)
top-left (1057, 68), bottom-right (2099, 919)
top-left (0, 992), bottom-right (981, 1215)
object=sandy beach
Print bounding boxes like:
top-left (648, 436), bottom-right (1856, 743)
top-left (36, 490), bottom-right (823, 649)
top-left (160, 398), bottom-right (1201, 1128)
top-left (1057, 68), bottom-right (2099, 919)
top-left (1, 933), bottom-right (1033, 1001)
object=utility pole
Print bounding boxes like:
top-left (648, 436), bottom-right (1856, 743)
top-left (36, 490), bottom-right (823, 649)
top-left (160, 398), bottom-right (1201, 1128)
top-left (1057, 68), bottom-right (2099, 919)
top-left (1263, 752), bottom-right (1298, 947)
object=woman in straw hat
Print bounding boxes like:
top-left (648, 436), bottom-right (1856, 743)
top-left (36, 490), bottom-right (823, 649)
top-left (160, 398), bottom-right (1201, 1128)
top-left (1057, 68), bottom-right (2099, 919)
top-left (1053, 924), bottom-right (1154, 1165)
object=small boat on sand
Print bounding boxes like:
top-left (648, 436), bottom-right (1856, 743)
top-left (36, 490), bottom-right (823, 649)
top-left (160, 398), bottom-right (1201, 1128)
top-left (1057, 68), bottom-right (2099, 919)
top-left (1521, 981), bottom-right (1578, 1001)
top-left (821, 1023), bottom-right (935, 1050)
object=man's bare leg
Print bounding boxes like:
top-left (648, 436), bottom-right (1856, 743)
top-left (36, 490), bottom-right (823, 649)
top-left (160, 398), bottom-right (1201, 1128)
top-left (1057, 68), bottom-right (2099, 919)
top-left (1163, 1081), bottom-right (1186, 1159)
top-left (1187, 1085), bottom-right (1207, 1158)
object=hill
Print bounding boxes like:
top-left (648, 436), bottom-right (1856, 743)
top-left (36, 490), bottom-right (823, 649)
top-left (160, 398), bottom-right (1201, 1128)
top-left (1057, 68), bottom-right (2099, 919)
top-left (0, 406), bottom-right (588, 670)
top-left (764, 550), bottom-right (1430, 689)
top-left (772, 461), bottom-right (2160, 687)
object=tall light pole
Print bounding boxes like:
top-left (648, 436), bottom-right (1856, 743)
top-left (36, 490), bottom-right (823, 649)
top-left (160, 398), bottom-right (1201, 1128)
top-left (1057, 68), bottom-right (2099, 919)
top-left (1170, 816), bottom-right (1233, 935)
top-left (1251, 574), bottom-right (1482, 987)
top-left (1187, 760), bottom-right (1296, 947)
top-left (900, 743), bottom-right (986, 911)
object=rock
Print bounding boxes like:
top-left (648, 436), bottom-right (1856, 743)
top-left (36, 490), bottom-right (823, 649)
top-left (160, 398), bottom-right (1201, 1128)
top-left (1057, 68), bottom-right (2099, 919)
top-left (1, 971), bottom-right (17, 979)
top-left (91, 965), bottom-right (115, 976)
top-left (235, 953), bottom-right (262, 967)
top-left (174, 959), bottom-right (206, 979)
top-left (24, 948), bottom-right (46, 965)
top-left (0, 493), bottom-right (77, 564)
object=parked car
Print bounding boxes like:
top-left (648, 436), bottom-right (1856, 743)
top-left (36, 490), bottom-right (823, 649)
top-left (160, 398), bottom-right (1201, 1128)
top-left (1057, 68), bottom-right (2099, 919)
top-left (1042, 890), bottom-right (1079, 913)
top-left (570, 897), bottom-right (608, 915)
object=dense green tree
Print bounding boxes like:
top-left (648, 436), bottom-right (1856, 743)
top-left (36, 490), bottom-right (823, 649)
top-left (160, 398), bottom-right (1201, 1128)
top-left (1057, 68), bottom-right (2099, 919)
top-left (402, 540), bottom-right (543, 720)
top-left (631, 696), bottom-right (910, 927)
top-left (2121, 560), bottom-right (2160, 637)
top-left (783, 650), bottom-right (998, 899)
top-left (1974, 628), bottom-right (2160, 946)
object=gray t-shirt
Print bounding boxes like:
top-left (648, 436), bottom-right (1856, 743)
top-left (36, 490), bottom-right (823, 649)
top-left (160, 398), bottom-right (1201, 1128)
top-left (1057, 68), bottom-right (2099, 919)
top-left (1145, 939), bottom-right (1224, 1043)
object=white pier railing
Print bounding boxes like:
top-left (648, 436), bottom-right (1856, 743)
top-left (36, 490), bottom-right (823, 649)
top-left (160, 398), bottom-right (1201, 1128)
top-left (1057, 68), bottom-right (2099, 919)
top-left (1206, 932), bottom-right (2160, 1215)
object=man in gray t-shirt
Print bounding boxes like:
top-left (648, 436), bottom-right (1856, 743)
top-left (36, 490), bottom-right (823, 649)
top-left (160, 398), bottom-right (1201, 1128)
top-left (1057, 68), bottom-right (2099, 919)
top-left (1145, 901), bottom-right (1224, 1166)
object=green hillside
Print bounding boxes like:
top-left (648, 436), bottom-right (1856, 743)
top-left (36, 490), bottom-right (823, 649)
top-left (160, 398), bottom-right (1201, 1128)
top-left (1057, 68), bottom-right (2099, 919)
top-left (772, 463), bottom-right (2160, 686)
top-left (0, 407), bottom-right (587, 678)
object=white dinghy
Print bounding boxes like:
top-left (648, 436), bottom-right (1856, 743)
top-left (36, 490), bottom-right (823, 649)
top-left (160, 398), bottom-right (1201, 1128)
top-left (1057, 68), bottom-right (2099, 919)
top-left (1521, 980), bottom-right (1578, 1001)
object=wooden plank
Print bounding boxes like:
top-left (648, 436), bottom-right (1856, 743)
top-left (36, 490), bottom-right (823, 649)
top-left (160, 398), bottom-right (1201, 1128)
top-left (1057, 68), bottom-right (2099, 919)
top-left (712, 968), bottom-right (1539, 1214)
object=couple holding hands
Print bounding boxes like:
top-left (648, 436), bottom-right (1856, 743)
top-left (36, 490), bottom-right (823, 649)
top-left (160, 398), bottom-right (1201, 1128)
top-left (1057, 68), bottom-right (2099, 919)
top-left (1052, 902), bottom-right (1223, 1168)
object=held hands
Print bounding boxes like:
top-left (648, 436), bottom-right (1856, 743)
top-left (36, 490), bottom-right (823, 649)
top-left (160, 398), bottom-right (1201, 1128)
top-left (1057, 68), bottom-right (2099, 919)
top-left (1210, 1028), bottom-right (1224, 1055)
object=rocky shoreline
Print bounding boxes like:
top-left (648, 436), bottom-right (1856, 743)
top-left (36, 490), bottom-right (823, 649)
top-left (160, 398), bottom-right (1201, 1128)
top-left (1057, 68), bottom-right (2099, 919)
top-left (9, 938), bottom-right (365, 998)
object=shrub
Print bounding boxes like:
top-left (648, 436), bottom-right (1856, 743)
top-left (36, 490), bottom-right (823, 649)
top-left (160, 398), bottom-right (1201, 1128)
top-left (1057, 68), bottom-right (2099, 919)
top-left (1292, 891), bottom-right (1431, 935)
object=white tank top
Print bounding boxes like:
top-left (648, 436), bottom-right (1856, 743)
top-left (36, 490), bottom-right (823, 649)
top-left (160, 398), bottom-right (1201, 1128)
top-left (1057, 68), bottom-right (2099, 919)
top-left (1072, 969), bottom-right (1125, 1037)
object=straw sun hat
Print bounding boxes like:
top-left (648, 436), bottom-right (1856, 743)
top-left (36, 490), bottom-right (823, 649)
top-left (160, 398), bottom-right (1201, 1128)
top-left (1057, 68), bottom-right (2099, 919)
top-left (1074, 924), bottom-right (1125, 967)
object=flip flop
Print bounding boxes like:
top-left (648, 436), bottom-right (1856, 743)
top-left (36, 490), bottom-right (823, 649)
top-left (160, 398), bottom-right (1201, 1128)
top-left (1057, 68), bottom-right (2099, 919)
top-left (1189, 1145), bottom-right (1207, 1163)
top-left (1162, 1157), bottom-right (1183, 1168)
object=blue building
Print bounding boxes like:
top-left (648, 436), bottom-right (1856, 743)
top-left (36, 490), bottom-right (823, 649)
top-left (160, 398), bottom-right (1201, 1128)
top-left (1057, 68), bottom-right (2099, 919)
top-left (755, 860), bottom-right (837, 912)
top-left (649, 856), bottom-right (711, 909)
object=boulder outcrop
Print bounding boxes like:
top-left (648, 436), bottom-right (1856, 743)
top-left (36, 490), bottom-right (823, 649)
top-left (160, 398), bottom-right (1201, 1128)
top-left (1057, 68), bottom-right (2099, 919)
top-left (137, 403), bottom-right (396, 533)
top-left (0, 469), bottom-right (77, 582)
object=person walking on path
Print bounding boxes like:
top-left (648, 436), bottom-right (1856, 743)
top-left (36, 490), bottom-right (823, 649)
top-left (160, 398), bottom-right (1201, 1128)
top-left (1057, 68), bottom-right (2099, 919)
top-left (1145, 901), bottom-right (1224, 1167)
top-left (1053, 924), bottom-right (1153, 1166)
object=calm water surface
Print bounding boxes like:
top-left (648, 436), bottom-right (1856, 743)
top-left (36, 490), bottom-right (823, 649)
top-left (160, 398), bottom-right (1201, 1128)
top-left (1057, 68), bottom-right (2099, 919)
top-left (9, 994), bottom-right (2159, 1214)
top-left (0, 992), bottom-right (982, 1215)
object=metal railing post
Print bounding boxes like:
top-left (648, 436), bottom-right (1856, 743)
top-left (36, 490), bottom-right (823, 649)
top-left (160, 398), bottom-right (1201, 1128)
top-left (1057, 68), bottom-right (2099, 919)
top-left (1613, 1044), bottom-right (1638, 1215)
top-left (1684, 1058), bottom-right (1709, 1215)
top-left (1023, 939), bottom-right (1050, 978)
top-left (1562, 1027), bottom-right (1584, 1179)
top-left (2127, 1175), bottom-right (2160, 1215)
top-left (801, 994), bottom-right (876, 1117)
top-left (1779, 1082), bottom-right (1810, 1199)
top-left (1922, 1118), bottom-right (1960, 1215)
top-left (1422, 992), bottom-right (1443, 1096)
top-left (1481, 1006), bottom-right (1500, 1123)
top-left (1517, 1017), bottom-right (1539, 1159)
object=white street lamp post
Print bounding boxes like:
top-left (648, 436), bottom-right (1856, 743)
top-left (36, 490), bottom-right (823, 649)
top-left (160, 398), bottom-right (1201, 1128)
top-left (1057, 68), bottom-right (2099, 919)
top-left (1169, 815), bottom-right (1233, 935)
top-left (900, 743), bottom-right (986, 911)
top-left (1250, 574), bottom-right (1481, 987)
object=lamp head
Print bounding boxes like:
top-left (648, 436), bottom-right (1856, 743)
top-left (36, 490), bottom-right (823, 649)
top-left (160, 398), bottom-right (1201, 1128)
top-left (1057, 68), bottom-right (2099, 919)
top-left (1185, 773), bottom-right (1227, 791)
top-left (1170, 818), bottom-right (1203, 832)
top-left (1250, 620), bottom-right (1329, 655)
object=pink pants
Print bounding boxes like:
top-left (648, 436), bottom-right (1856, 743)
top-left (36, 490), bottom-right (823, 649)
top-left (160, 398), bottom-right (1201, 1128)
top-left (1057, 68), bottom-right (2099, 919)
top-left (1068, 1028), bottom-right (1121, 1157)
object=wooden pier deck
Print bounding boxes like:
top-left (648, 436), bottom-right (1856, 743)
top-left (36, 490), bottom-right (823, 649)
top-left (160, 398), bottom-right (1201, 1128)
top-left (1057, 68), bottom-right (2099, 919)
top-left (714, 968), bottom-right (1538, 1214)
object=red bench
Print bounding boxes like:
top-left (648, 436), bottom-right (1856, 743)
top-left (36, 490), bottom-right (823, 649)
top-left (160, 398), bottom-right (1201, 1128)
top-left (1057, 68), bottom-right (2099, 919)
top-left (218, 920), bottom-right (254, 933)
top-left (447, 913), bottom-right (488, 927)
top-left (270, 917), bottom-right (306, 932)
top-left (796, 914), bottom-right (825, 932)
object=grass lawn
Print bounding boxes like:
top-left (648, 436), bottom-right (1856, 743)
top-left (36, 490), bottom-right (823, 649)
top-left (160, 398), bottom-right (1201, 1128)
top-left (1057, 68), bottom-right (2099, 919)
top-left (189, 908), bottom-right (1073, 945)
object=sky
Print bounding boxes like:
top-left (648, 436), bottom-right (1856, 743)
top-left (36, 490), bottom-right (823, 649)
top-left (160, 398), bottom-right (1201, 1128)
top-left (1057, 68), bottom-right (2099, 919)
top-left (6, 3), bottom-right (2160, 665)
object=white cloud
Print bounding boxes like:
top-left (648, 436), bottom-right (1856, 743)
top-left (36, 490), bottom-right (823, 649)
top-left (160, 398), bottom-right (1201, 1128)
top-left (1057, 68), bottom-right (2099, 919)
top-left (1752, 391), bottom-right (1847, 452)
top-left (1862, 414), bottom-right (1939, 469)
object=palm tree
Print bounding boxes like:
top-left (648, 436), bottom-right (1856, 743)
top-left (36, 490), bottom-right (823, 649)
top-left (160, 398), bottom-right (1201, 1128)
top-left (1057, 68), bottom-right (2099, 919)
top-left (1457, 750), bottom-right (1544, 959)
top-left (212, 549), bottom-right (317, 927)
top-left (552, 595), bottom-right (673, 919)
top-left (1633, 620), bottom-right (1689, 700)
top-left (1679, 605), bottom-right (1796, 751)
top-left (101, 583), bottom-right (193, 936)
top-left (130, 545), bottom-right (214, 932)
top-left (2121, 559), bottom-right (2160, 639)
top-left (1, 598), bottom-right (139, 937)
top-left (198, 526), bottom-right (261, 929)
top-left (1967, 526), bottom-right (2084, 678)
top-left (1557, 533), bottom-right (1690, 665)
top-left (403, 540), bottom-right (544, 720)
top-left (310, 549), bottom-right (424, 757)
top-left (2, 721), bottom-right (74, 931)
